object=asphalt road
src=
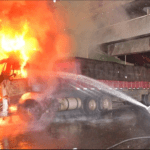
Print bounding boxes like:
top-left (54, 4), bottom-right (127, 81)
top-left (1, 105), bottom-right (150, 149)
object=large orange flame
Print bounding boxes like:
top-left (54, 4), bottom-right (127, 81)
top-left (0, 21), bottom-right (39, 77)
top-left (0, 1), bottom-right (73, 79)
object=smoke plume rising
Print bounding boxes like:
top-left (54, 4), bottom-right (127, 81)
top-left (55, 1), bottom-right (130, 59)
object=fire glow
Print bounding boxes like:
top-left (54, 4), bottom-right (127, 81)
top-left (0, 1), bottom-right (72, 78)
top-left (0, 1), bottom-right (73, 130)
top-left (9, 105), bottom-right (17, 113)
top-left (0, 22), bottom-right (38, 77)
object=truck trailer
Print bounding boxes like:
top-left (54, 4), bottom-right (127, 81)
top-left (1, 57), bottom-right (150, 121)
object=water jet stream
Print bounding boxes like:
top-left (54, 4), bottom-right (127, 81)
top-left (56, 72), bottom-right (150, 113)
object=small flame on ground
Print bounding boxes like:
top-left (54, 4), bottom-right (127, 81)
top-left (0, 118), bottom-right (5, 125)
top-left (9, 105), bottom-right (17, 113)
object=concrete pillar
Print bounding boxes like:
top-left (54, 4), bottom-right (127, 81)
top-left (147, 7), bottom-right (150, 15)
top-left (143, 7), bottom-right (150, 15)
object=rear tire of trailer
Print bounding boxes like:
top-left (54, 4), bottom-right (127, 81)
top-left (82, 98), bottom-right (99, 115)
top-left (18, 99), bottom-right (42, 122)
top-left (99, 95), bottom-right (112, 111)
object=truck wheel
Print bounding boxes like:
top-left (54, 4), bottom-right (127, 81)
top-left (18, 99), bottom-right (42, 122)
top-left (99, 95), bottom-right (112, 111)
top-left (82, 98), bottom-right (99, 115)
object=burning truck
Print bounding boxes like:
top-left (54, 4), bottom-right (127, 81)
top-left (1, 1), bottom-right (150, 122)
top-left (0, 29), bottom-right (150, 122)
top-left (1, 54), bottom-right (150, 121)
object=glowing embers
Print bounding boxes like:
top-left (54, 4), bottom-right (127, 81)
top-left (1, 34), bottom-right (25, 52)
top-left (9, 105), bottom-right (17, 113)
top-left (0, 22), bottom-right (39, 78)
top-left (0, 118), bottom-right (6, 125)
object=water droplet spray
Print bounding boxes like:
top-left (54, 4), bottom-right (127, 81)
top-left (57, 72), bottom-right (150, 113)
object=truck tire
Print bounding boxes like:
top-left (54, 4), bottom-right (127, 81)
top-left (99, 95), bottom-right (112, 111)
top-left (82, 97), bottom-right (99, 115)
top-left (18, 99), bottom-right (42, 122)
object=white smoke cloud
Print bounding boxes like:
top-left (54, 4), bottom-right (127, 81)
top-left (55, 1), bottom-right (130, 59)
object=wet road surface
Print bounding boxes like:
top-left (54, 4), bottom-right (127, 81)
top-left (1, 105), bottom-right (150, 149)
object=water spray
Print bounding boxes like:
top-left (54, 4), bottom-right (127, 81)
top-left (57, 72), bottom-right (150, 114)
top-left (147, 106), bottom-right (150, 113)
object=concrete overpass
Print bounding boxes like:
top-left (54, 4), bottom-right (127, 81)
top-left (97, 14), bottom-right (150, 56)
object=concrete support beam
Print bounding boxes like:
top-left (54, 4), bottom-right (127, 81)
top-left (97, 14), bottom-right (150, 44)
top-left (108, 37), bottom-right (150, 56)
